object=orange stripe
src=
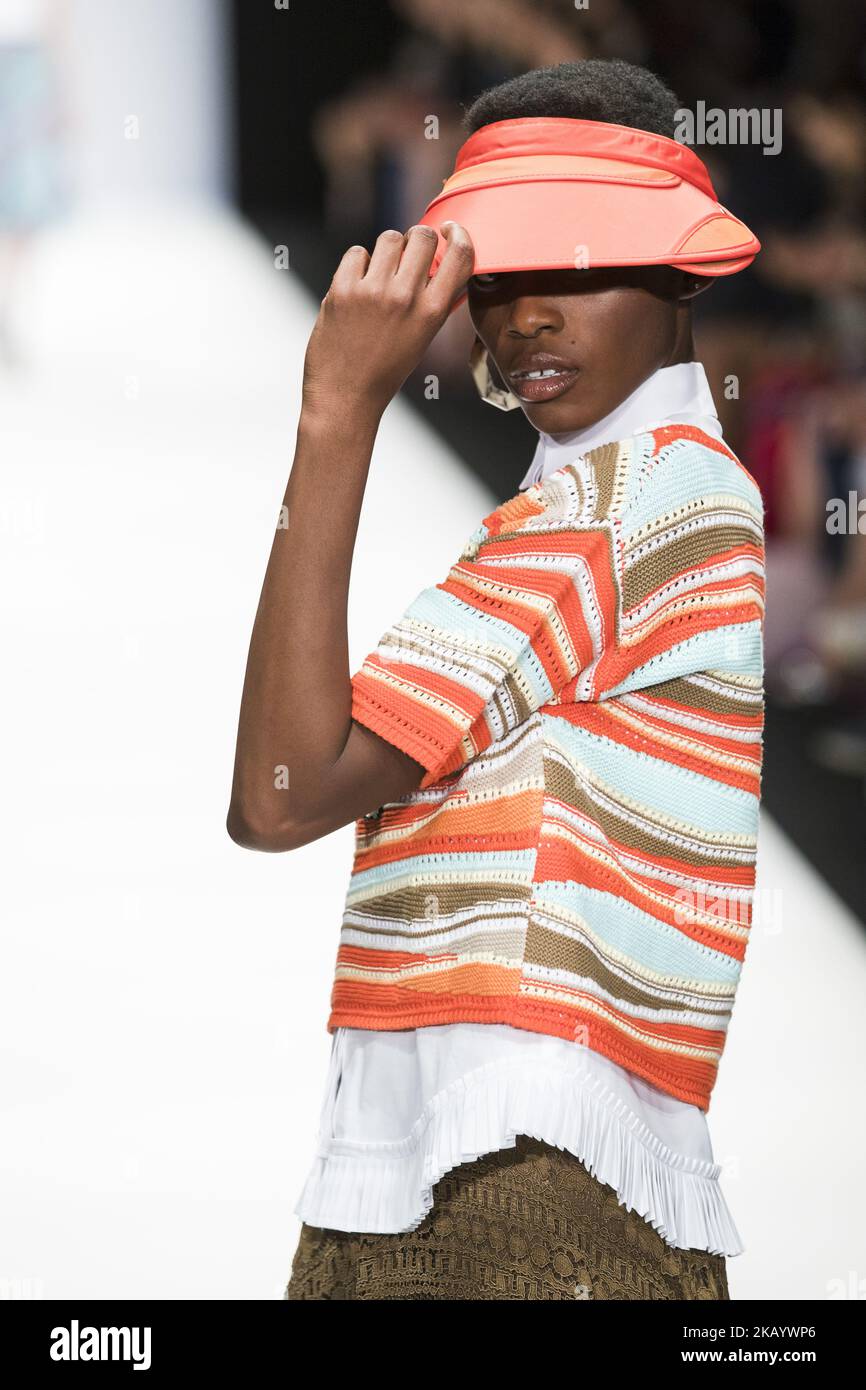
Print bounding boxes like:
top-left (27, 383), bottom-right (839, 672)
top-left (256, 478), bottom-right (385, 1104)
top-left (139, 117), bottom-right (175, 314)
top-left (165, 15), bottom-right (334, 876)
top-left (640, 691), bottom-right (764, 731)
top-left (353, 787), bottom-right (543, 871)
top-left (595, 598), bottom-right (764, 691)
top-left (539, 799), bottom-right (757, 890)
top-left (617, 701), bottom-right (763, 755)
top-left (533, 838), bottom-right (751, 959)
top-left (569, 702), bottom-right (761, 793)
top-left (326, 989), bottom-right (723, 1110)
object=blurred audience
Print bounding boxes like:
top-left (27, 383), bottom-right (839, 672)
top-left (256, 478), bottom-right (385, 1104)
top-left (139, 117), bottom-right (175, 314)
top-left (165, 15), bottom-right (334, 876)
top-left (4, 0), bottom-right (862, 870)
top-left (0, 0), bottom-right (70, 370)
top-left (306, 0), bottom-right (866, 788)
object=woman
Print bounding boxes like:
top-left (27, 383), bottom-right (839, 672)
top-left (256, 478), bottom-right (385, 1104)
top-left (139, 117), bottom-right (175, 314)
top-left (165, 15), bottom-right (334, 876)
top-left (227, 60), bottom-right (766, 1301)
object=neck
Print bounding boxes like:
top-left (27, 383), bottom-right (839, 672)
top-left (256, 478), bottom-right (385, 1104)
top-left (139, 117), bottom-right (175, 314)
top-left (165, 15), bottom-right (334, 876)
top-left (520, 358), bottom-right (722, 490)
top-left (664, 306), bottom-right (696, 367)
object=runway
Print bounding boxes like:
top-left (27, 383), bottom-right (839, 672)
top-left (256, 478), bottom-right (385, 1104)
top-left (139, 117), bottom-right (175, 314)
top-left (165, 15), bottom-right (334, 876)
top-left (1, 201), bottom-right (864, 1299)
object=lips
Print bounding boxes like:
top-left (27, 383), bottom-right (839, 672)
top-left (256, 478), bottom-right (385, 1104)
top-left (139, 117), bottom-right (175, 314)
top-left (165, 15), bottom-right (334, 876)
top-left (507, 352), bottom-right (580, 402)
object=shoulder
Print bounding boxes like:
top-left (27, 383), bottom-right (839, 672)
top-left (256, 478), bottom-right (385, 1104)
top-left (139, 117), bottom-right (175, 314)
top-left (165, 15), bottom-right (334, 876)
top-left (456, 479), bottom-right (587, 562)
top-left (458, 423), bottom-right (763, 563)
top-left (463, 451), bottom-right (625, 560)
top-left (617, 425), bottom-right (765, 531)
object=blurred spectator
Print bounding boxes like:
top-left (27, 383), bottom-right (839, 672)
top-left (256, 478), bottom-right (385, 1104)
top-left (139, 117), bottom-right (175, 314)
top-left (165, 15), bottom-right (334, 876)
top-left (0, 0), bottom-right (70, 369)
top-left (300, 0), bottom-right (866, 785)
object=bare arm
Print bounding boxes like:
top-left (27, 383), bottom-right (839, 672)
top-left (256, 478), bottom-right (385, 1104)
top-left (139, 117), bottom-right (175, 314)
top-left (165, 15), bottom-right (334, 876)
top-left (226, 221), bottom-right (474, 851)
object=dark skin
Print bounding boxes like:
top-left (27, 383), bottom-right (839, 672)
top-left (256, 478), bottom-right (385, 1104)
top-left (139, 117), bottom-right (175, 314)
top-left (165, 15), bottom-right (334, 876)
top-left (226, 222), bottom-right (711, 851)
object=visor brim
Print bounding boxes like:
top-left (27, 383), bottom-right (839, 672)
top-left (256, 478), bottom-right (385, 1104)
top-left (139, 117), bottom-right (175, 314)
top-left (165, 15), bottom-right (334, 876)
top-left (419, 162), bottom-right (760, 310)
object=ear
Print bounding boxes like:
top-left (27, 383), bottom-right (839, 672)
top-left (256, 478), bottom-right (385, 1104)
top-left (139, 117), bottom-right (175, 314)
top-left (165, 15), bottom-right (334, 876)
top-left (677, 272), bottom-right (714, 301)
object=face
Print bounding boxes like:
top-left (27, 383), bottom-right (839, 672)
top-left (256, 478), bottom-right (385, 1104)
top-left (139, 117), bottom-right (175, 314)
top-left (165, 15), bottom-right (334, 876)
top-left (467, 265), bottom-right (698, 434)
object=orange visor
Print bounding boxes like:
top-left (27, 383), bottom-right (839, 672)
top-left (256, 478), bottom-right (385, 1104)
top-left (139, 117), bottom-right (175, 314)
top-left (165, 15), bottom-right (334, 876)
top-left (419, 117), bottom-right (761, 310)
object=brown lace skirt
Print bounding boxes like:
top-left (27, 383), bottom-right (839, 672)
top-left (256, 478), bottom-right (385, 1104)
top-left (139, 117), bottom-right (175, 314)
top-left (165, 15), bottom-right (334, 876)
top-left (284, 1135), bottom-right (730, 1301)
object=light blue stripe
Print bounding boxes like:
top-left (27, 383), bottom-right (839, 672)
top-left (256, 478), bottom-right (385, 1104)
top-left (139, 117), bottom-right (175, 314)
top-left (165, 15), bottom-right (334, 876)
top-left (620, 432), bottom-right (657, 509)
top-left (545, 705), bottom-right (759, 833)
top-left (602, 621), bottom-right (763, 698)
top-left (533, 880), bottom-right (743, 984)
top-left (348, 849), bottom-right (536, 896)
top-left (402, 586), bottom-right (527, 661)
top-left (399, 579), bottom-right (565, 717)
top-left (622, 437), bottom-right (763, 534)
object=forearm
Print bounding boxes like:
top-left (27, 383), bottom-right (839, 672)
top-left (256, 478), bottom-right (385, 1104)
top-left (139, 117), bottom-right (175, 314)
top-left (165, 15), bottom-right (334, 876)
top-left (227, 400), bottom-right (380, 847)
top-left (226, 218), bottom-right (473, 850)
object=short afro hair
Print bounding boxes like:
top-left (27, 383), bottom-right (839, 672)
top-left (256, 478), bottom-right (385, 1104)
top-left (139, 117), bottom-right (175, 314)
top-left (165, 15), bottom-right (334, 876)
top-left (463, 60), bottom-right (682, 139)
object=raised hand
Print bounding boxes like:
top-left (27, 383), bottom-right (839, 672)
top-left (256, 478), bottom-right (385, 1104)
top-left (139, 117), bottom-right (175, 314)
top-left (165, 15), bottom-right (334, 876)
top-left (302, 221), bottom-right (474, 420)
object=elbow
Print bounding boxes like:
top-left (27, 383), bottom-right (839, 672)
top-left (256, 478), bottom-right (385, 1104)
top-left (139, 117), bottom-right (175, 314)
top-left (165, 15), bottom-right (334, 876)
top-left (225, 799), bottom-right (301, 853)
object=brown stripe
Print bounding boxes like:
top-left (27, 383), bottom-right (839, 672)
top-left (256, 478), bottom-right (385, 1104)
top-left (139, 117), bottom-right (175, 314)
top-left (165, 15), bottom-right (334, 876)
top-left (635, 674), bottom-right (764, 719)
top-left (582, 441), bottom-right (623, 521)
top-left (495, 670), bottom-right (536, 729)
top-left (544, 757), bottom-right (753, 869)
top-left (523, 920), bottom-right (733, 1016)
top-left (341, 928), bottom-right (528, 963)
top-left (346, 882), bottom-right (533, 922)
top-left (623, 523), bottom-right (760, 608)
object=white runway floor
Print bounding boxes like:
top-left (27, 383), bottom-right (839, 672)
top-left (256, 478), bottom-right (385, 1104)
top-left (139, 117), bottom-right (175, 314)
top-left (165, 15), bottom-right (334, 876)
top-left (1, 201), bottom-right (864, 1300)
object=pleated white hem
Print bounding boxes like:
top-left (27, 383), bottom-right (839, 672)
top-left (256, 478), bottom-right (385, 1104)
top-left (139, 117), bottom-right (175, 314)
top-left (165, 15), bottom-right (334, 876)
top-left (294, 1054), bottom-right (745, 1257)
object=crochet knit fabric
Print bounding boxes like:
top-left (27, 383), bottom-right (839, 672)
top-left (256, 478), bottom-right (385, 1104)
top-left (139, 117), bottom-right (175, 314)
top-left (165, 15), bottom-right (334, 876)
top-left (284, 1134), bottom-right (730, 1301)
top-left (333, 424), bottom-right (765, 1112)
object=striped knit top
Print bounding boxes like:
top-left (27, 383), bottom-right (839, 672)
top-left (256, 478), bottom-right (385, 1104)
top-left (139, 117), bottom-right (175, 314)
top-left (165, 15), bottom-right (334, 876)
top-left (333, 421), bottom-right (765, 1112)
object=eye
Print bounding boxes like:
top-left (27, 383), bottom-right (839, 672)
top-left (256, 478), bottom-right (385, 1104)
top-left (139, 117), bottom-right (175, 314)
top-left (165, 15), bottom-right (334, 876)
top-left (470, 273), bottom-right (500, 290)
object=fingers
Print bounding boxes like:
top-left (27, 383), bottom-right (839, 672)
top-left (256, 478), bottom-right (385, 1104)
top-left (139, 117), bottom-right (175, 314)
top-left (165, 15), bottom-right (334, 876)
top-left (423, 221), bottom-right (475, 315)
top-left (394, 224), bottom-right (440, 287)
top-left (332, 227), bottom-right (432, 294)
top-left (326, 222), bottom-right (473, 321)
top-left (327, 244), bottom-right (370, 301)
top-left (361, 227), bottom-right (410, 285)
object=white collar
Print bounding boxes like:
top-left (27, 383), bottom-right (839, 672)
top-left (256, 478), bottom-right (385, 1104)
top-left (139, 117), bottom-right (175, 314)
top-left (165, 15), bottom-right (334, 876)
top-left (519, 361), bottom-right (723, 490)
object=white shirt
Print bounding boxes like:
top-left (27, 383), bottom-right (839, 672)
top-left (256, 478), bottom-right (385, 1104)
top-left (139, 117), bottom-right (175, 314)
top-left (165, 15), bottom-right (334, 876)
top-left (294, 361), bottom-right (744, 1257)
top-left (519, 359), bottom-right (724, 491)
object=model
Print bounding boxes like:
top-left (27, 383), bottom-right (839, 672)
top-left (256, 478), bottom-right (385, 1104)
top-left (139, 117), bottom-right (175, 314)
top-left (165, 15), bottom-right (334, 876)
top-left (227, 59), bottom-right (765, 1301)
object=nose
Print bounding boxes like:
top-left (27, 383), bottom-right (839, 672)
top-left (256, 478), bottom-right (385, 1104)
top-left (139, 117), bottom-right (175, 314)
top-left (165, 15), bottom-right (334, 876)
top-left (504, 292), bottom-right (564, 338)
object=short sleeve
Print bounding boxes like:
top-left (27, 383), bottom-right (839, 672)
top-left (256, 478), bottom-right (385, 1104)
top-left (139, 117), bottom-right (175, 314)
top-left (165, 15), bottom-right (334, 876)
top-left (593, 434), bottom-right (766, 699)
top-left (350, 507), bottom-right (618, 790)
